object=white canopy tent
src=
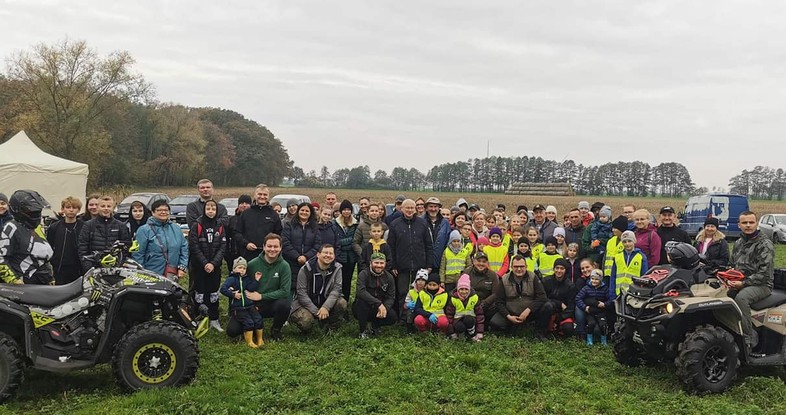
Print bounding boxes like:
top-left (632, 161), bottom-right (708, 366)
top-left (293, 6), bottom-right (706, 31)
top-left (0, 131), bottom-right (89, 216)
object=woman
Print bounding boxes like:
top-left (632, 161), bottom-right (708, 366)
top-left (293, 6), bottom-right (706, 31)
top-left (452, 212), bottom-right (469, 231)
top-left (282, 202), bottom-right (322, 287)
top-left (333, 199), bottom-right (358, 302)
top-left (282, 198), bottom-right (298, 225)
top-left (79, 194), bottom-right (101, 222)
top-left (694, 217), bottom-right (729, 268)
top-left (414, 197), bottom-right (426, 217)
top-left (632, 209), bottom-right (662, 266)
top-left (125, 200), bottom-right (151, 238)
top-left (188, 200), bottom-right (226, 331)
top-left (133, 200), bottom-right (188, 280)
top-left (574, 258), bottom-right (601, 339)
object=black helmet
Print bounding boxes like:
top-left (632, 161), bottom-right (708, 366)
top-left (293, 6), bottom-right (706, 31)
top-left (9, 190), bottom-right (48, 228)
top-left (665, 241), bottom-right (700, 269)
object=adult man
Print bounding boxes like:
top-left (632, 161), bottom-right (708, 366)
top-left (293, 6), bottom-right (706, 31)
top-left (235, 184), bottom-right (283, 261)
top-left (656, 206), bottom-right (690, 265)
top-left (622, 204), bottom-right (636, 231)
top-left (224, 194), bottom-right (252, 272)
top-left (324, 192), bottom-right (337, 210)
top-left (461, 252), bottom-right (499, 317)
top-left (388, 199), bottom-right (433, 316)
top-left (186, 179), bottom-right (228, 227)
top-left (490, 255), bottom-right (552, 338)
top-left (542, 258), bottom-right (576, 337)
top-left (384, 194), bottom-right (406, 226)
top-left (354, 252), bottom-right (397, 338)
top-left (228, 233), bottom-right (292, 341)
top-left (78, 195), bottom-right (131, 273)
top-left (529, 204), bottom-right (557, 241)
top-left (730, 211), bottom-right (774, 349)
top-left (564, 209), bottom-right (586, 259)
top-left (0, 190), bottom-right (54, 285)
top-left (425, 197), bottom-right (451, 269)
top-left (290, 244), bottom-right (347, 332)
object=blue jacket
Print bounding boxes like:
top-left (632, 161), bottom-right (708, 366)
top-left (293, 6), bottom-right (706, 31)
top-left (332, 217), bottom-right (358, 264)
top-left (220, 272), bottom-right (260, 309)
top-left (282, 219), bottom-right (322, 273)
top-left (133, 217), bottom-right (188, 275)
top-left (575, 281), bottom-right (611, 310)
top-left (426, 215), bottom-right (451, 269)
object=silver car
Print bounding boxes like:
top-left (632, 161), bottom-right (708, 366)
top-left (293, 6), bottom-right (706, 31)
top-left (758, 214), bottom-right (786, 243)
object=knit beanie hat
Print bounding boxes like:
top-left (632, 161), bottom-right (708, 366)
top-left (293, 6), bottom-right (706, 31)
top-left (449, 230), bottom-right (461, 243)
top-left (415, 268), bottom-right (429, 282)
top-left (553, 227), bottom-right (565, 238)
top-left (287, 198), bottom-right (298, 208)
top-left (612, 215), bottom-right (628, 232)
top-left (488, 227), bottom-right (503, 238)
top-left (599, 205), bottom-right (612, 219)
top-left (578, 201), bottom-right (590, 210)
top-left (233, 257), bottom-right (247, 269)
top-left (0, 193), bottom-right (8, 204)
top-left (545, 205), bottom-right (557, 214)
top-left (370, 252), bottom-right (386, 261)
top-left (427, 272), bottom-right (441, 285)
top-left (554, 258), bottom-right (570, 270)
top-left (544, 235), bottom-right (558, 247)
top-left (238, 194), bottom-right (252, 205)
top-left (704, 217), bottom-right (720, 228)
top-left (477, 236), bottom-right (490, 245)
top-left (590, 269), bottom-right (603, 281)
top-left (339, 199), bottom-right (353, 212)
top-left (457, 274), bottom-right (471, 291)
top-left (621, 230), bottom-right (636, 243)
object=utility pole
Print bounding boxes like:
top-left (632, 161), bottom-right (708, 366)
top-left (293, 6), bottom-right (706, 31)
top-left (487, 140), bottom-right (489, 158)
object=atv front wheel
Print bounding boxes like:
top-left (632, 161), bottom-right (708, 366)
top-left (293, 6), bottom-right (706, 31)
top-left (612, 319), bottom-right (643, 367)
top-left (0, 333), bottom-right (25, 403)
top-left (112, 321), bottom-right (199, 391)
top-left (675, 325), bottom-right (739, 395)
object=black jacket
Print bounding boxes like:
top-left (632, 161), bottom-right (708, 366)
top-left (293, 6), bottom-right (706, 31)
top-left (235, 204), bottom-right (283, 261)
top-left (319, 222), bottom-right (337, 248)
top-left (188, 217), bottom-right (226, 268)
top-left (543, 276), bottom-right (576, 321)
top-left (657, 225), bottom-right (691, 265)
top-left (186, 199), bottom-right (228, 228)
top-left (46, 219), bottom-right (84, 274)
top-left (78, 216), bottom-right (131, 272)
top-left (387, 215), bottom-right (433, 273)
top-left (355, 268), bottom-right (395, 310)
top-left (282, 219), bottom-right (322, 274)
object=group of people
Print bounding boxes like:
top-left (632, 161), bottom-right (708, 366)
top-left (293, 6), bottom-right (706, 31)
top-left (0, 182), bottom-right (775, 350)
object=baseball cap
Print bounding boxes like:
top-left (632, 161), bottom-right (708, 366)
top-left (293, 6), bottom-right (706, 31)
top-left (474, 252), bottom-right (489, 261)
top-left (660, 206), bottom-right (676, 214)
top-left (532, 204), bottom-right (545, 211)
top-left (395, 194), bottom-right (405, 203)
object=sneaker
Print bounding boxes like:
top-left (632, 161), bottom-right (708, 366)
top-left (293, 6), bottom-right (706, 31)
top-left (209, 319), bottom-right (224, 332)
top-left (358, 331), bottom-right (370, 340)
top-left (447, 333), bottom-right (459, 340)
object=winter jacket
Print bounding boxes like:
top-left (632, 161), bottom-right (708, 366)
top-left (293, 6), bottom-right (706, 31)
top-left (47, 219), bottom-right (84, 276)
top-left (332, 217), bottom-right (358, 264)
top-left (235, 203), bottom-right (283, 261)
top-left (575, 281), bottom-right (611, 312)
top-left (732, 230), bottom-right (774, 288)
top-left (359, 239), bottom-right (393, 273)
top-left (634, 224), bottom-right (661, 266)
top-left (445, 288), bottom-right (485, 334)
top-left (355, 267), bottom-right (395, 310)
top-left (282, 219), bottom-right (322, 274)
top-left (565, 224), bottom-right (586, 259)
top-left (543, 275), bottom-right (576, 321)
top-left (388, 215), bottom-right (433, 273)
top-left (426, 215), bottom-right (452, 269)
top-left (694, 229), bottom-right (730, 269)
top-left (221, 272), bottom-right (260, 309)
top-left (78, 216), bottom-right (132, 272)
top-left (353, 216), bottom-right (388, 257)
top-left (529, 219), bottom-right (557, 241)
top-left (414, 287), bottom-right (449, 318)
top-left (224, 213), bottom-right (242, 262)
top-left (0, 221), bottom-right (53, 284)
top-left (246, 253), bottom-right (291, 300)
top-left (187, 216), bottom-right (226, 268)
top-left (495, 270), bottom-right (547, 316)
top-left (291, 257), bottom-right (343, 315)
top-left (589, 220), bottom-right (613, 261)
top-left (186, 199), bottom-right (228, 228)
top-left (565, 258), bottom-right (585, 290)
top-left (319, 222), bottom-right (338, 248)
top-left (462, 265), bottom-right (499, 309)
top-left (0, 211), bottom-right (11, 229)
top-left (133, 217), bottom-right (188, 276)
top-left (657, 225), bottom-right (690, 265)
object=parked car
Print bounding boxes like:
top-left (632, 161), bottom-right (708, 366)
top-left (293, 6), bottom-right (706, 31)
top-left (170, 195), bottom-right (200, 224)
top-left (759, 214), bottom-right (786, 243)
top-left (114, 193), bottom-right (171, 221)
top-left (219, 197), bottom-right (239, 216)
top-left (269, 194), bottom-right (311, 219)
top-left (678, 194), bottom-right (749, 239)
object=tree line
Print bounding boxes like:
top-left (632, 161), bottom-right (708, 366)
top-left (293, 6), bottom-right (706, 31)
top-left (728, 166), bottom-right (786, 200)
top-left (0, 39), bottom-right (292, 188)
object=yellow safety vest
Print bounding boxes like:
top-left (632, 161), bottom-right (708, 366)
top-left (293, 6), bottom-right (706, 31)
top-left (604, 236), bottom-right (624, 277)
top-left (538, 252), bottom-right (561, 278)
top-left (483, 244), bottom-right (509, 274)
top-left (418, 290), bottom-right (448, 316)
top-left (526, 256), bottom-right (538, 272)
top-left (613, 251), bottom-right (643, 295)
top-left (407, 289), bottom-right (420, 304)
top-left (444, 243), bottom-right (473, 276)
top-left (451, 294), bottom-right (479, 318)
top-left (531, 243), bottom-right (544, 259)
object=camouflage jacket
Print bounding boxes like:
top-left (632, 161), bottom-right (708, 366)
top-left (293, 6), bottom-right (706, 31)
top-left (732, 231), bottom-right (774, 288)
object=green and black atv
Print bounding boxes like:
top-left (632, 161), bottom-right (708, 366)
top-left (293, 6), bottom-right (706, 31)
top-left (0, 241), bottom-right (209, 402)
top-left (613, 242), bottom-right (786, 394)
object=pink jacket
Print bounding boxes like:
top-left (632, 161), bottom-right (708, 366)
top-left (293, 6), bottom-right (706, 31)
top-left (634, 224), bottom-right (661, 266)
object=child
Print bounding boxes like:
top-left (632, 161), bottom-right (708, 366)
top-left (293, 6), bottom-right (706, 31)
top-left (445, 274), bottom-right (484, 341)
top-left (440, 230), bottom-right (473, 292)
top-left (565, 242), bottom-right (584, 290)
top-left (526, 228), bottom-right (544, 259)
top-left (459, 224), bottom-right (474, 247)
top-left (508, 226), bottom-right (524, 257)
top-left (476, 236), bottom-right (490, 256)
top-left (575, 269), bottom-right (610, 345)
top-left (553, 227), bottom-right (568, 256)
top-left (589, 206), bottom-right (613, 263)
top-left (125, 200), bottom-right (150, 239)
top-left (404, 269), bottom-right (429, 332)
top-left (610, 231), bottom-right (648, 297)
top-left (603, 215), bottom-right (628, 279)
top-left (538, 236), bottom-right (562, 278)
top-left (515, 239), bottom-right (538, 274)
top-left (414, 273), bottom-right (449, 333)
top-left (189, 200), bottom-right (227, 332)
top-left (483, 227), bottom-right (509, 277)
top-left (359, 222), bottom-right (392, 272)
top-left (220, 257), bottom-right (264, 348)
top-left (77, 195), bottom-right (131, 273)
top-left (46, 196), bottom-right (85, 285)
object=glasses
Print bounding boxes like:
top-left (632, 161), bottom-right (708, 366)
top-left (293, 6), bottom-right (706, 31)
top-left (154, 209), bottom-right (170, 213)
top-left (416, 204), bottom-right (424, 207)
top-left (512, 265), bottom-right (527, 269)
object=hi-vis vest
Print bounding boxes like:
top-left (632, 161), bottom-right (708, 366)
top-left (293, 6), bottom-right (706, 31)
top-left (613, 251), bottom-right (643, 295)
top-left (444, 243), bottom-right (473, 276)
top-left (451, 294), bottom-right (479, 318)
top-left (484, 244), bottom-right (508, 273)
top-left (525, 256), bottom-right (538, 272)
top-left (418, 290), bottom-right (448, 316)
top-left (538, 252), bottom-right (561, 278)
top-left (531, 242), bottom-right (544, 259)
top-left (604, 236), bottom-right (624, 277)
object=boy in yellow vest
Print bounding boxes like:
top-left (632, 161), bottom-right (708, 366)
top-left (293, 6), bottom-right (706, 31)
top-left (483, 227), bottom-right (510, 277)
top-left (440, 230), bottom-right (473, 292)
top-left (445, 274), bottom-right (485, 341)
top-left (413, 273), bottom-right (449, 333)
top-left (610, 231), bottom-right (648, 297)
top-left (538, 236), bottom-right (563, 278)
top-left (603, 215), bottom-right (628, 279)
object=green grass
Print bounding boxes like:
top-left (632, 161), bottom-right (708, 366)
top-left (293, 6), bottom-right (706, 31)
top-left (4, 246), bottom-right (786, 414)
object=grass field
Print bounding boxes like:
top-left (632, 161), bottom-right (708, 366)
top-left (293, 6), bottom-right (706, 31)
top-left (4, 188), bottom-right (786, 414)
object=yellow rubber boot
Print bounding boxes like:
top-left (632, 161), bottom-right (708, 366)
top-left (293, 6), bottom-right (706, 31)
top-left (243, 331), bottom-right (258, 349)
top-left (254, 329), bottom-right (265, 347)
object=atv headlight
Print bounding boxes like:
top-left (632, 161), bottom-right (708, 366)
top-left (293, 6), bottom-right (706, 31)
top-left (661, 303), bottom-right (674, 314)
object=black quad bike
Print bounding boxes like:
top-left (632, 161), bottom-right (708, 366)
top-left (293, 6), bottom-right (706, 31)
top-left (613, 255), bottom-right (786, 395)
top-left (0, 241), bottom-right (209, 403)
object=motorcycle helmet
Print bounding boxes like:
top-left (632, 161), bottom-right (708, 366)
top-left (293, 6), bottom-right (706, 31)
top-left (665, 241), bottom-right (700, 269)
top-left (9, 189), bottom-right (48, 229)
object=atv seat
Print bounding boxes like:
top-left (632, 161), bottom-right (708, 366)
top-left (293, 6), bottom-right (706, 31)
top-left (751, 290), bottom-right (786, 311)
top-left (0, 277), bottom-right (84, 308)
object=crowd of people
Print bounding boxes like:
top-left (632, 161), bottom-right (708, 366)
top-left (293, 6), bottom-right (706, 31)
top-left (0, 180), bottom-right (774, 350)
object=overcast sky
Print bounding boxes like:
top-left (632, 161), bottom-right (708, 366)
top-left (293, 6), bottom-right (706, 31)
top-left (2, 0), bottom-right (785, 190)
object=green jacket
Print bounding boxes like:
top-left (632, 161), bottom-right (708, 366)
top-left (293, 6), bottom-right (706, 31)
top-left (732, 231), bottom-right (774, 288)
top-left (246, 254), bottom-right (291, 300)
